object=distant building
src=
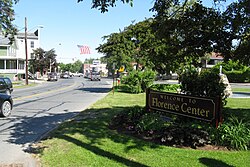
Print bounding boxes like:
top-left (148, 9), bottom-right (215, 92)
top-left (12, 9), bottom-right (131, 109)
top-left (83, 59), bottom-right (108, 77)
top-left (0, 30), bottom-right (41, 78)
top-left (202, 52), bottom-right (224, 68)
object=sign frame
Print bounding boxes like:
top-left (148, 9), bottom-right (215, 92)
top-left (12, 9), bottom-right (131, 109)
top-left (146, 89), bottom-right (222, 128)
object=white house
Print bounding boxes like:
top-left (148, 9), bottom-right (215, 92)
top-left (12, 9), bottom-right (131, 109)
top-left (0, 30), bottom-right (40, 79)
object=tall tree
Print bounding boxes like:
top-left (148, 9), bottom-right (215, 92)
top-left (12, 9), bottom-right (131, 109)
top-left (152, 0), bottom-right (249, 65)
top-left (223, 0), bottom-right (250, 65)
top-left (97, 31), bottom-right (134, 71)
top-left (0, 0), bottom-right (18, 42)
top-left (30, 48), bottom-right (58, 74)
top-left (44, 49), bottom-right (58, 72)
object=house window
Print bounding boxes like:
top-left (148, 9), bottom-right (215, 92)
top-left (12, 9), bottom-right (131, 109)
top-left (31, 41), bottom-right (35, 48)
top-left (0, 60), bottom-right (4, 69)
top-left (0, 46), bottom-right (7, 56)
top-left (6, 60), bottom-right (17, 69)
top-left (18, 60), bottom-right (25, 69)
top-left (207, 59), bottom-right (215, 65)
top-left (30, 53), bottom-right (35, 59)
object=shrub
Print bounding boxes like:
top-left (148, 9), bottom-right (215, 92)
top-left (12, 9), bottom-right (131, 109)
top-left (150, 84), bottom-right (181, 93)
top-left (121, 70), bottom-right (156, 93)
top-left (212, 60), bottom-right (250, 83)
top-left (210, 116), bottom-right (250, 150)
top-left (109, 106), bottom-right (146, 130)
top-left (225, 70), bottom-right (246, 83)
top-left (180, 65), bottom-right (225, 98)
top-left (140, 70), bottom-right (156, 91)
top-left (136, 113), bottom-right (166, 136)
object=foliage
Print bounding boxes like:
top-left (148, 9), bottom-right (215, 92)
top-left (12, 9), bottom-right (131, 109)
top-left (121, 69), bottom-right (156, 93)
top-left (58, 60), bottom-right (83, 73)
top-left (109, 105), bottom-right (146, 130)
top-left (225, 70), bottom-right (248, 83)
top-left (210, 116), bottom-right (250, 150)
top-left (213, 60), bottom-right (248, 72)
top-left (140, 69), bottom-right (156, 90)
top-left (77, 0), bottom-right (133, 13)
top-left (179, 65), bottom-right (226, 98)
top-left (0, 0), bottom-right (18, 43)
top-left (153, 0), bottom-right (250, 66)
top-left (71, 60), bottom-right (83, 73)
top-left (136, 113), bottom-right (166, 135)
top-left (150, 84), bottom-right (180, 92)
top-left (29, 48), bottom-right (58, 75)
top-left (223, 0), bottom-right (250, 65)
top-left (97, 19), bottom-right (156, 73)
top-left (97, 0), bottom-right (249, 75)
top-left (212, 60), bottom-right (250, 83)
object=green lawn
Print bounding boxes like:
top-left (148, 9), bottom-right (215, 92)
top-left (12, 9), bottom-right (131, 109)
top-left (13, 81), bottom-right (38, 88)
top-left (232, 87), bottom-right (250, 93)
top-left (37, 92), bottom-right (250, 167)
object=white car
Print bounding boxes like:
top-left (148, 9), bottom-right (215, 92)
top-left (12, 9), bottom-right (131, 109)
top-left (90, 72), bottom-right (101, 81)
top-left (72, 72), bottom-right (83, 77)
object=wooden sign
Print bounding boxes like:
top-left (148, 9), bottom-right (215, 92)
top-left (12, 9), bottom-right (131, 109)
top-left (146, 89), bottom-right (222, 127)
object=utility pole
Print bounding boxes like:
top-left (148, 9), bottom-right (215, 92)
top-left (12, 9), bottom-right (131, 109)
top-left (25, 17), bottom-right (29, 85)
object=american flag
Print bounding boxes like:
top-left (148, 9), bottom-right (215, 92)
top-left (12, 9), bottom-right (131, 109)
top-left (77, 45), bottom-right (91, 54)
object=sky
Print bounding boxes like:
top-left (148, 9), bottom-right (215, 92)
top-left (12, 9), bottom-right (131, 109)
top-left (13, 0), bottom-right (155, 64)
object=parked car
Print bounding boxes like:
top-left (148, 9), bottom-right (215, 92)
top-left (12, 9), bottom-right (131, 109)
top-left (60, 73), bottom-right (70, 79)
top-left (72, 72), bottom-right (84, 77)
top-left (90, 72), bottom-right (101, 81)
top-left (0, 93), bottom-right (13, 117)
top-left (47, 72), bottom-right (58, 81)
top-left (0, 77), bottom-right (13, 95)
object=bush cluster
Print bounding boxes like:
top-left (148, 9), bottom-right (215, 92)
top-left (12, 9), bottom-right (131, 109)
top-left (179, 65), bottom-right (226, 98)
top-left (120, 70), bottom-right (156, 93)
top-left (150, 84), bottom-right (180, 93)
top-left (109, 106), bottom-right (250, 150)
top-left (210, 116), bottom-right (250, 150)
top-left (109, 106), bottom-right (212, 149)
top-left (212, 60), bottom-right (250, 83)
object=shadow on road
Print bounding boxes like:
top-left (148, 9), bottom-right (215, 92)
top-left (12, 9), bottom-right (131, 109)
top-left (76, 87), bottom-right (111, 93)
top-left (5, 112), bottom-right (79, 145)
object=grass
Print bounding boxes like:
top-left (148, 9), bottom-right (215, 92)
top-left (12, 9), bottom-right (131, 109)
top-left (13, 81), bottom-right (38, 88)
top-left (232, 87), bottom-right (250, 93)
top-left (36, 92), bottom-right (250, 167)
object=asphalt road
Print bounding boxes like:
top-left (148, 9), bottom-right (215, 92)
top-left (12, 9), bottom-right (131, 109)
top-left (0, 77), bottom-right (113, 167)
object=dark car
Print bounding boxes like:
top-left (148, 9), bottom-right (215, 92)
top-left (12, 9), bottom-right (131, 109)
top-left (0, 93), bottom-right (13, 117)
top-left (0, 77), bottom-right (13, 95)
top-left (47, 72), bottom-right (58, 81)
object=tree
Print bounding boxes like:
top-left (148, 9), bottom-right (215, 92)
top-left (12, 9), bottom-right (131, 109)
top-left (44, 49), bottom-right (58, 72)
top-left (72, 60), bottom-right (83, 73)
top-left (223, 0), bottom-right (250, 65)
top-left (152, 0), bottom-right (250, 65)
top-left (97, 31), bottom-right (134, 72)
top-left (77, 0), bottom-right (133, 13)
top-left (58, 60), bottom-right (83, 73)
top-left (30, 48), bottom-right (58, 75)
top-left (0, 0), bottom-right (19, 42)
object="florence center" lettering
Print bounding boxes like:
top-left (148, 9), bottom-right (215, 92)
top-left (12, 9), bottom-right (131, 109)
top-left (151, 97), bottom-right (210, 118)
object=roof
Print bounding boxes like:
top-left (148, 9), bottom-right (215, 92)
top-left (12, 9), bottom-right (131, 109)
top-left (0, 37), bottom-right (10, 45)
top-left (0, 32), bottom-right (11, 45)
top-left (210, 52), bottom-right (224, 60)
top-left (0, 31), bottom-right (38, 46)
top-left (17, 32), bottom-right (38, 40)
